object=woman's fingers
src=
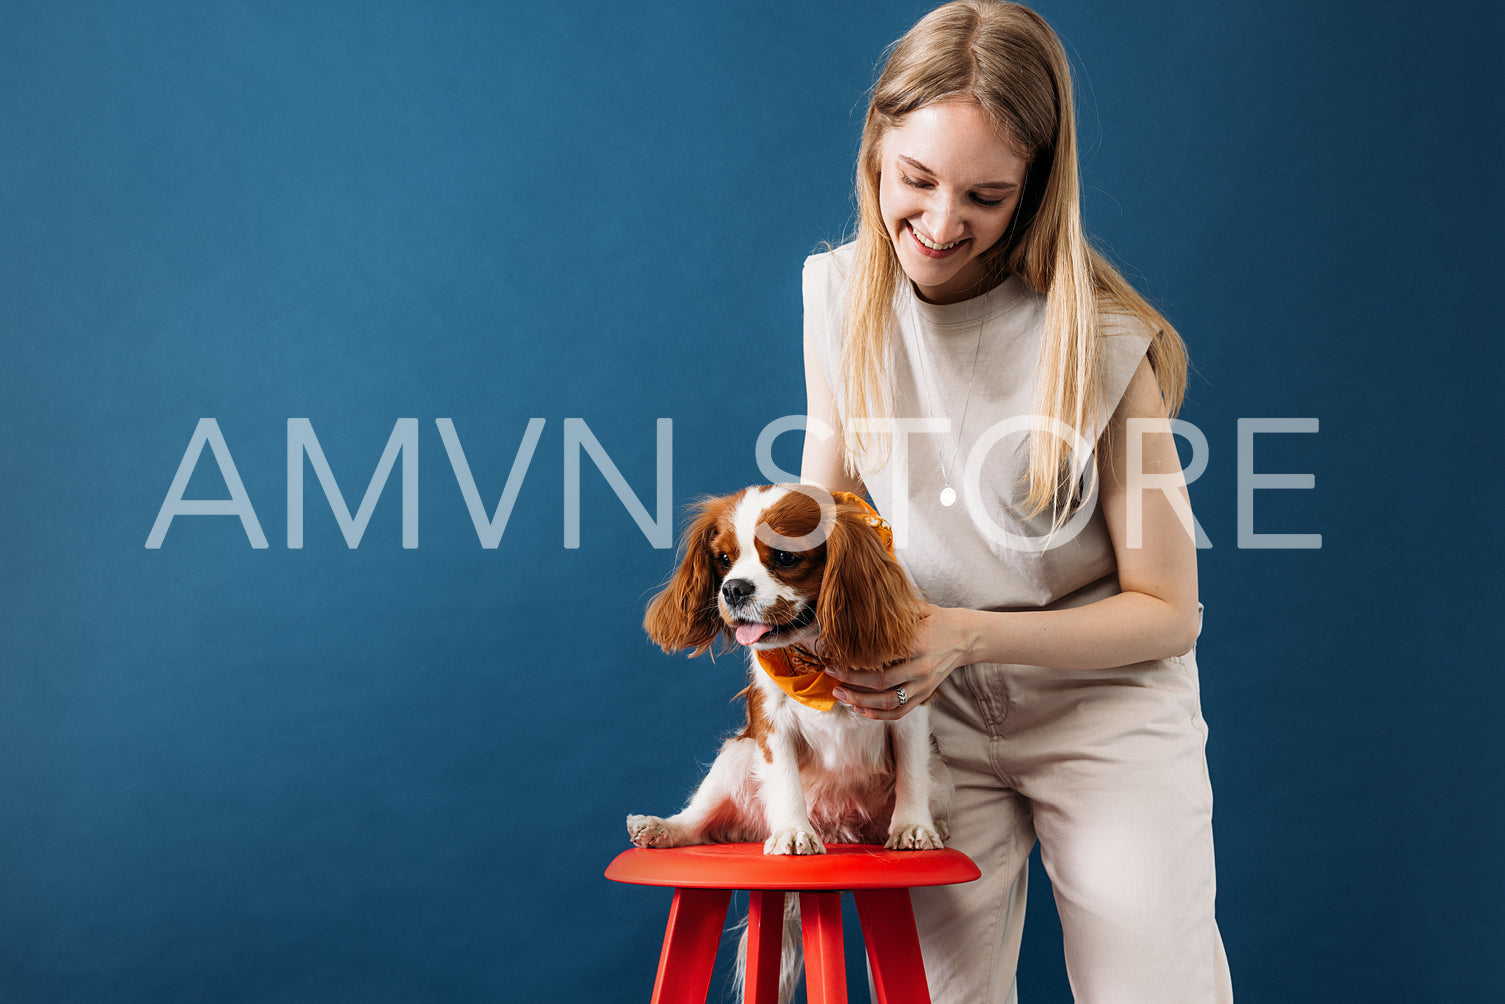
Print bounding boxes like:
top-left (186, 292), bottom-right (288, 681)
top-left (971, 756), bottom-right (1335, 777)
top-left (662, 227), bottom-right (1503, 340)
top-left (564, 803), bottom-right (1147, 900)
top-left (822, 663), bottom-right (901, 690)
top-left (827, 663), bottom-right (934, 719)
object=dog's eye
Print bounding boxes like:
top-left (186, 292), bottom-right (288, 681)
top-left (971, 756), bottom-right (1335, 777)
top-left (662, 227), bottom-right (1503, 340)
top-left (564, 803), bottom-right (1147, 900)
top-left (770, 550), bottom-right (802, 569)
top-left (716, 552), bottom-right (732, 570)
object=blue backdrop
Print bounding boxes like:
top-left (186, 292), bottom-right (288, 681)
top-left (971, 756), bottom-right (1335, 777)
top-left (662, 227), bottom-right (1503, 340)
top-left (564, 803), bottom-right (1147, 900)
top-left (3, 1), bottom-right (1499, 1001)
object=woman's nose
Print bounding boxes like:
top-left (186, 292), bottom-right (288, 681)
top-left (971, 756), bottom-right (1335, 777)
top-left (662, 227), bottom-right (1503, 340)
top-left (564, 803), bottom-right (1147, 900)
top-left (921, 195), bottom-right (967, 243)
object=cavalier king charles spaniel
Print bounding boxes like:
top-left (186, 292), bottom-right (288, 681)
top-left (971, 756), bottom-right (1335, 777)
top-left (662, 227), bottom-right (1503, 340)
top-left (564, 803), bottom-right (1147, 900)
top-left (626, 484), bottom-right (948, 855)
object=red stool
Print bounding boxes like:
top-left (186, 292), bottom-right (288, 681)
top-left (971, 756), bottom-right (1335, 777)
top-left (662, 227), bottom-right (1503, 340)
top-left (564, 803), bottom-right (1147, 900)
top-left (606, 843), bottom-right (980, 1004)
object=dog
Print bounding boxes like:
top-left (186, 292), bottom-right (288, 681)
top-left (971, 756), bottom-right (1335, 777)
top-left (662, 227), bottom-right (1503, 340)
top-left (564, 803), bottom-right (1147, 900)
top-left (626, 484), bottom-right (948, 856)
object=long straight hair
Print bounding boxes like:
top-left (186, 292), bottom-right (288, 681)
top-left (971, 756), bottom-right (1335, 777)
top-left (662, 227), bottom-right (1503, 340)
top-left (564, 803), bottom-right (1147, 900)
top-left (842, 0), bottom-right (1187, 520)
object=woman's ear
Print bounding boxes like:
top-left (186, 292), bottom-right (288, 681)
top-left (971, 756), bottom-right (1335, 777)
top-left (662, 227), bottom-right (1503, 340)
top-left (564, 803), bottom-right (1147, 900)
top-left (815, 502), bottom-right (921, 668)
top-left (643, 500), bottom-right (727, 657)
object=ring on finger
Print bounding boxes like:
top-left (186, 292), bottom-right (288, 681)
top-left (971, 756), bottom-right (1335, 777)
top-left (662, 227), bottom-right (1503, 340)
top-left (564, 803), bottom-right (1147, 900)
top-left (893, 684), bottom-right (908, 707)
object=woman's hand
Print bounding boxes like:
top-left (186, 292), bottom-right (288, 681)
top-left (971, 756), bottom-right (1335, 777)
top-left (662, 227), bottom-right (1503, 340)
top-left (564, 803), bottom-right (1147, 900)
top-left (823, 602), bottom-right (977, 720)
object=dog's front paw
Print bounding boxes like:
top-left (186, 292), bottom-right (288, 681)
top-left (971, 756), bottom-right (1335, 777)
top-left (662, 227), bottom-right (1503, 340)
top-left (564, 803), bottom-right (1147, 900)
top-left (885, 822), bottom-right (945, 850)
top-left (627, 814), bottom-right (684, 848)
top-left (764, 826), bottom-right (825, 855)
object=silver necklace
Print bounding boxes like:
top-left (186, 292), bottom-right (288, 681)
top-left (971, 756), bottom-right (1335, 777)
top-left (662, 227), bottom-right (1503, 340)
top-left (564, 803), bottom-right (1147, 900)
top-left (908, 295), bottom-right (986, 508)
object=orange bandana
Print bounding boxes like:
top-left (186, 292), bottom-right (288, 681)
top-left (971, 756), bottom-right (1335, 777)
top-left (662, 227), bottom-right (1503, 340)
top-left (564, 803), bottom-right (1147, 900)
top-left (756, 645), bottom-right (842, 712)
top-left (752, 492), bottom-right (894, 713)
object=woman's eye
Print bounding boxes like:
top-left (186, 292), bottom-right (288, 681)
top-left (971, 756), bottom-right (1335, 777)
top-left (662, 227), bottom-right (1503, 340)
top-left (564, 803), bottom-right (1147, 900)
top-left (771, 551), bottom-right (802, 569)
top-left (901, 171), bottom-right (1004, 207)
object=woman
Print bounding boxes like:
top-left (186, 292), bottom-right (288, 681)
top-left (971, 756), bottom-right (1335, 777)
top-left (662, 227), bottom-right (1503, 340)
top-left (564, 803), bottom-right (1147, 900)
top-left (799, 2), bottom-right (1233, 1001)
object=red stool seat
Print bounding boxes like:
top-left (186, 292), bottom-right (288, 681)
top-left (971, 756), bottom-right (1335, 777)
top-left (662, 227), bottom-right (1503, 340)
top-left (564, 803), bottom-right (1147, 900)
top-left (606, 843), bottom-right (980, 1003)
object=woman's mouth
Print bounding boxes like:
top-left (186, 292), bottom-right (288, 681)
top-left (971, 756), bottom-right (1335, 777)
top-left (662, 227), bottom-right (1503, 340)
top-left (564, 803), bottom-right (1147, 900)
top-left (907, 222), bottom-right (967, 259)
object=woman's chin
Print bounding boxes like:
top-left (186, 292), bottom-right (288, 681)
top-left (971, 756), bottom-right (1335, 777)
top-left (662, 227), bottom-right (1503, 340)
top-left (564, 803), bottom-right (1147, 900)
top-left (898, 253), bottom-right (986, 303)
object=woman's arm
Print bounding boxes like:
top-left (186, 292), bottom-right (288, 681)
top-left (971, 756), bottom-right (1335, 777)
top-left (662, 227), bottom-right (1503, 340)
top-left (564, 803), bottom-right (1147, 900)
top-left (799, 319), bottom-right (867, 497)
top-left (828, 356), bottom-right (1203, 718)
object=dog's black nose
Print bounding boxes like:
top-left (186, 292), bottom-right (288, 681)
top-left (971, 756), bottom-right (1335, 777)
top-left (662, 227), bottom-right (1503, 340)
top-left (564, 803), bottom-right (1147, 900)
top-left (720, 578), bottom-right (755, 606)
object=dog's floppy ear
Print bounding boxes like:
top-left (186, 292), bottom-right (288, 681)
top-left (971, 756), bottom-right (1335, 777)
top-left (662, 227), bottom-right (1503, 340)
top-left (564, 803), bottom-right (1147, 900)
top-left (815, 500), bottom-right (922, 668)
top-left (644, 498), bottom-right (728, 657)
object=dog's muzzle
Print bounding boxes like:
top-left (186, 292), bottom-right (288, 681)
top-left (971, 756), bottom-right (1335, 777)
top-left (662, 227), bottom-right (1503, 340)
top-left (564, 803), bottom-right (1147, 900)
top-left (720, 578), bottom-right (756, 608)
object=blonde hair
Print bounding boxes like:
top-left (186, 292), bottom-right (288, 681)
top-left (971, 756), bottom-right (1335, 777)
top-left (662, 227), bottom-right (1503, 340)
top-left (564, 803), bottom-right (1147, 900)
top-left (842, 0), bottom-right (1187, 519)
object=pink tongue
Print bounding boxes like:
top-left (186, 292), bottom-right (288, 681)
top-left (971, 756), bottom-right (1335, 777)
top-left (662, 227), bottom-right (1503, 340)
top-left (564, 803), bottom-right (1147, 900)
top-left (735, 622), bottom-right (773, 646)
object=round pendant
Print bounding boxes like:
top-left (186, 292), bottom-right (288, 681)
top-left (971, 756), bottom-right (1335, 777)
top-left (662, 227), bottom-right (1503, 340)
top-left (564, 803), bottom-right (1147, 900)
top-left (939, 485), bottom-right (957, 507)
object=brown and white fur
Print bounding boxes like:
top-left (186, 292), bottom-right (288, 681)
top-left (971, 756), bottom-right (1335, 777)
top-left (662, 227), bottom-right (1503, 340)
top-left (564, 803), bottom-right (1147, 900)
top-left (627, 485), bottom-right (948, 856)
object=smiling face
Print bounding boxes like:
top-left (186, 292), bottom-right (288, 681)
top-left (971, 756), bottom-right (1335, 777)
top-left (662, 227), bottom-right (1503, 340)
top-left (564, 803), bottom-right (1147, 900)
top-left (877, 100), bottom-right (1030, 304)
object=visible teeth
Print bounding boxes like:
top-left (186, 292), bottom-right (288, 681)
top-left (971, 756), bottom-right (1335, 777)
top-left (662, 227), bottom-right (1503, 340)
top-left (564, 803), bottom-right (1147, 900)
top-left (913, 228), bottom-right (961, 250)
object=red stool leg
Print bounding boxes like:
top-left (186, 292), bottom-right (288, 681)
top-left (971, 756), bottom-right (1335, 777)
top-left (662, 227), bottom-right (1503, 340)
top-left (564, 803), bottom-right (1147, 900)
top-left (798, 890), bottom-right (847, 1004)
top-left (743, 890), bottom-right (785, 1004)
top-left (650, 887), bottom-right (732, 1004)
top-left (852, 887), bottom-right (931, 1004)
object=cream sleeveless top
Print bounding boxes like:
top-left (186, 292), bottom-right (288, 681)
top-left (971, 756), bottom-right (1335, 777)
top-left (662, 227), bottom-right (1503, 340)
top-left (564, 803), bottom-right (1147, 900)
top-left (803, 243), bottom-right (1151, 613)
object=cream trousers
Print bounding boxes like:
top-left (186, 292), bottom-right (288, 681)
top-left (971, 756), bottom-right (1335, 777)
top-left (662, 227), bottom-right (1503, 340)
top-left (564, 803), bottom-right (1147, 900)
top-left (911, 621), bottom-right (1234, 1003)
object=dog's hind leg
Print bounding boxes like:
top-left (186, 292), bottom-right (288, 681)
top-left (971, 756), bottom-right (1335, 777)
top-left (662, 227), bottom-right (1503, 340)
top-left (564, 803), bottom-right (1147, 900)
top-left (627, 737), bottom-right (759, 848)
